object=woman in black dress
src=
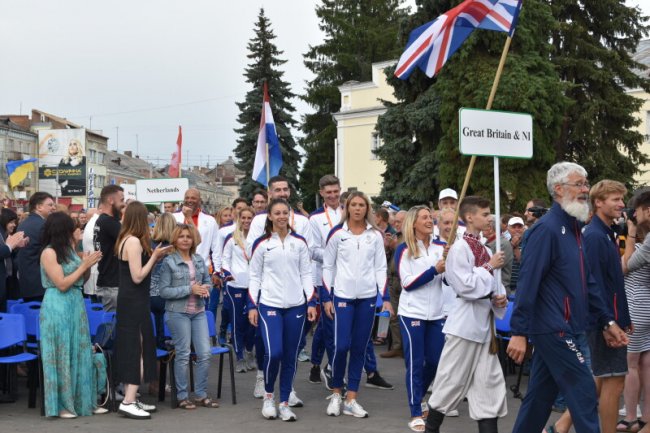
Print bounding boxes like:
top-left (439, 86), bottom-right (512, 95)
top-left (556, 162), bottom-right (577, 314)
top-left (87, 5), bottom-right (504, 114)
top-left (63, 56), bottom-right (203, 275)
top-left (114, 201), bottom-right (171, 419)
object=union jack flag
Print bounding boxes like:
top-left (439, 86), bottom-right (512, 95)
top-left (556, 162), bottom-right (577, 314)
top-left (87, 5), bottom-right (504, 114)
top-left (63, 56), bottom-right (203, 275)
top-left (395, 0), bottom-right (523, 80)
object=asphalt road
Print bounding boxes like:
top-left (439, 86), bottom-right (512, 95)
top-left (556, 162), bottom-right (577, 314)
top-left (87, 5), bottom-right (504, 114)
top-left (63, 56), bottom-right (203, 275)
top-left (1, 340), bottom-right (559, 433)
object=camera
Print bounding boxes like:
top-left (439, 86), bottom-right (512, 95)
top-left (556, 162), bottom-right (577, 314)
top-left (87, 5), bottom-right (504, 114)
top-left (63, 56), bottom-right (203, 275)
top-left (527, 206), bottom-right (548, 219)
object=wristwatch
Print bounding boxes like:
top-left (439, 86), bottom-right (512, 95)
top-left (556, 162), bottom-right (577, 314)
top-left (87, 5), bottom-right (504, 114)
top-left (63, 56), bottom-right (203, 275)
top-left (603, 320), bottom-right (616, 331)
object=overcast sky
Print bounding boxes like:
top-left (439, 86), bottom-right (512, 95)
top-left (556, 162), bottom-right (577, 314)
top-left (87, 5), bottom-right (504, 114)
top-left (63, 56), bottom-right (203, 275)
top-left (1, 0), bottom-right (648, 170)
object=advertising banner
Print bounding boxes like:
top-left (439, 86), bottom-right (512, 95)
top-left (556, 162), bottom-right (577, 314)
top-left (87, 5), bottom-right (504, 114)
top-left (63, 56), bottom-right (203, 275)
top-left (38, 129), bottom-right (87, 196)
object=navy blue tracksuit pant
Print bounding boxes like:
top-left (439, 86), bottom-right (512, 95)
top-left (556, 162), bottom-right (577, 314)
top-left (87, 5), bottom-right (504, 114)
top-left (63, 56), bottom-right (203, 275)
top-left (512, 332), bottom-right (599, 433)
top-left (258, 303), bottom-right (307, 403)
top-left (332, 296), bottom-right (376, 392)
top-left (224, 286), bottom-right (254, 360)
top-left (311, 286), bottom-right (335, 367)
top-left (399, 316), bottom-right (445, 417)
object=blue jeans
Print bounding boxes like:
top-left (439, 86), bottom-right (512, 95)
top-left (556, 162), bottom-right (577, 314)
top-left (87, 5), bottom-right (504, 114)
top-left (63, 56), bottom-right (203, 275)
top-left (512, 332), bottom-right (597, 433)
top-left (166, 310), bottom-right (211, 401)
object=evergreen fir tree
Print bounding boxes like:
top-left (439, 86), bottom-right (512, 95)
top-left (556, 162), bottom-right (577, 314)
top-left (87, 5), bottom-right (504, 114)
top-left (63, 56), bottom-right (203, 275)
top-left (549, 0), bottom-right (650, 185)
top-left (299, 0), bottom-right (408, 210)
top-left (234, 8), bottom-right (301, 200)
top-left (376, 1), bottom-right (650, 210)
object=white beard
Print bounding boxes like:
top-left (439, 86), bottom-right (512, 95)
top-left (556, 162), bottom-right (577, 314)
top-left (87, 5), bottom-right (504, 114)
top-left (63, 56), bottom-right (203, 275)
top-left (560, 198), bottom-right (590, 222)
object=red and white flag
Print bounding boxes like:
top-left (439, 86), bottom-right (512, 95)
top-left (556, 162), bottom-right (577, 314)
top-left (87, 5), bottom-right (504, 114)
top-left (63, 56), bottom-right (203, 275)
top-left (169, 125), bottom-right (182, 178)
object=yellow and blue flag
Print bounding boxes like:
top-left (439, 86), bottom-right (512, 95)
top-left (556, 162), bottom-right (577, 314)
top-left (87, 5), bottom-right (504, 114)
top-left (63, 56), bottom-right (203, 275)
top-left (6, 158), bottom-right (37, 188)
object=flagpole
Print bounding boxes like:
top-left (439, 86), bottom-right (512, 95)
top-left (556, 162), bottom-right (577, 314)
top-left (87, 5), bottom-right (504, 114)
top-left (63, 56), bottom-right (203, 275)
top-left (445, 35), bottom-right (513, 253)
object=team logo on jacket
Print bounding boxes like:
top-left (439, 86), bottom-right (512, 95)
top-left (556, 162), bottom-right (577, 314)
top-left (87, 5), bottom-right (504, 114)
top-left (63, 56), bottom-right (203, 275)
top-left (411, 320), bottom-right (421, 327)
top-left (289, 242), bottom-right (295, 251)
top-left (234, 293), bottom-right (242, 298)
top-left (338, 302), bottom-right (347, 308)
top-left (267, 310), bottom-right (277, 316)
top-left (366, 235), bottom-right (372, 244)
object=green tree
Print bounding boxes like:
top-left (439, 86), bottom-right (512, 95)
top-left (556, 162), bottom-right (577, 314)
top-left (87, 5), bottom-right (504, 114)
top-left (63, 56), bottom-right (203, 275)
top-left (549, 0), bottom-right (649, 185)
top-left (234, 8), bottom-right (301, 199)
top-left (299, 0), bottom-right (408, 210)
top-left (377, 0), bottom-right (568, 211)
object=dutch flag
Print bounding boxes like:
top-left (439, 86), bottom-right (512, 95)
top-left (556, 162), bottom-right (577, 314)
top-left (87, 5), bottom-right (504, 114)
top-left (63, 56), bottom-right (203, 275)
top-left (252, 82), bottom-right (283, 187)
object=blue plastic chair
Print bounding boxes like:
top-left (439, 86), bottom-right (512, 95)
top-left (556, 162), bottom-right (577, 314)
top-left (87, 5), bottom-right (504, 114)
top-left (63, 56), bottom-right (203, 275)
top-left (0, 313), bottom-right (41, 411)
top-left (205, 310), bottom-right (236, 405)
top-left (10, 302), bottom-right (41, 350)
top-left (150, 313), bottom-right (176, 406)
top-left (86, 304), bottom-right (106, 338)
top-left (6, 298), bottom-right (23, 312)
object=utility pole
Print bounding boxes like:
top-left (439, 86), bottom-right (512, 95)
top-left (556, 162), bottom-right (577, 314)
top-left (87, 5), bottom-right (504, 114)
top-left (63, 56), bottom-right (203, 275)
top-left (115, 126), bottom-right (119, 152)
top-left (136, 134), bottom-right (139, 157)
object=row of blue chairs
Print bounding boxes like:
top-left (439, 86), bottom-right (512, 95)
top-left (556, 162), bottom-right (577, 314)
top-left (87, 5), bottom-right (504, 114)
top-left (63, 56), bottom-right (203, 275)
top-left (4, 299), bottom-right (236, 411)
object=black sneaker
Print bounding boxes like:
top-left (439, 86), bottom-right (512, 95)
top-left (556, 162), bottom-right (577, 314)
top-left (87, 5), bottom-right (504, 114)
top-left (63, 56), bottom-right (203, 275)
top-left (365, 372), bottom-right (394, 390)
top-left (309, 365), bottom-right (322, 384)
top-left (320, 366), bottom-right (333, 391)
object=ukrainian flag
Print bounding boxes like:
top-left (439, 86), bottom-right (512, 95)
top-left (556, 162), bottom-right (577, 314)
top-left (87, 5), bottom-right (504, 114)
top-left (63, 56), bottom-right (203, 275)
top-left (6, 158), bottom-right (37, 188)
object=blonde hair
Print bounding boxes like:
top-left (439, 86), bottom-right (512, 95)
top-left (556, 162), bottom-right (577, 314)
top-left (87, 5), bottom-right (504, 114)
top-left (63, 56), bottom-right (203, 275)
top-left (589, 180), bottom-right (627, 209)
top-left (152, 212), bottom-right (176, 243)
top-left (233, 206), bottom-right (255, 253)
top-left (215, 206), bottom-right (234, 226)
top-left (341, 191), bottom-right (378, 230)
top-left (402, 206), bottom-right (432, 259)
top-left (171, 224), bottom-right (200, 256)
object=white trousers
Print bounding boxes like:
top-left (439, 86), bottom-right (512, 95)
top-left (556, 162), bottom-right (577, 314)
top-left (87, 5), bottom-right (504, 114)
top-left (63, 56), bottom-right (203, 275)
top-left (427, 334), bottom-right (507, 420)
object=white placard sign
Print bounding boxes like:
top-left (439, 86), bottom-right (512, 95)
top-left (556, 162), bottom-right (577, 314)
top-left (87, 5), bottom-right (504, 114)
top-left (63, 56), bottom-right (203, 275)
top-left (135, 178), bottom-right (188, 203)
top-left (120, 183), bottom-right (137, 201)
top-left (459, 108), bottom-right (533, 158)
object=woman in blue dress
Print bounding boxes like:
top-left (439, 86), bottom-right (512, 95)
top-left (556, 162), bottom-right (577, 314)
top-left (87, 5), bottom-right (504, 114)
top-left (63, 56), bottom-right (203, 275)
top-left (39, 211), bottom-right (105, 418)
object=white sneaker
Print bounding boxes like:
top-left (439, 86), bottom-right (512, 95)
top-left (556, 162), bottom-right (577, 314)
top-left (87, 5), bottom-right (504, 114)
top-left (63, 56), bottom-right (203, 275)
top-left (447, 409), bottom-right (459, 417)
top-left (262, 394), bottom-right (277, 420)
top-left (288, 390), bottom-right (303, 408)
top-left (93, 407), bottom-right (109, 414)
top-left (135, 400), bottom-right (156, 413)
top-left (118, 401), bottom-right (151, 419)
top-left (326, 392), bottom-right (342, 416)
top-left (298, 349), bottom-right (310, 362)
top-left (279, 402), bottom-right (297, 421)
top-left (343, 399), bottom-right (368, 418)
top-left (254, 370), bottom-right (265, 399)
top-left (236, 359), bottom-right (247, 373)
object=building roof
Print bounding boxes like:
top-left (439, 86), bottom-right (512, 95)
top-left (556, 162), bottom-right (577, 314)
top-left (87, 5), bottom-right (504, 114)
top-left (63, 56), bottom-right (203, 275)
top-left (32, 109), bottom-right (109, 139)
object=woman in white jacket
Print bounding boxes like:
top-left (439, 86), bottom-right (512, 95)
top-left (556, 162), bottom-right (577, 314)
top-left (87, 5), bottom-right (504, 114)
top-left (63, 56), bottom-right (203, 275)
top-left (322, 191), bottom-right (392, 418)
top-left (247, 198), bottom-right (317, 422)
top-left (394, 206), bottom-right (446, 432)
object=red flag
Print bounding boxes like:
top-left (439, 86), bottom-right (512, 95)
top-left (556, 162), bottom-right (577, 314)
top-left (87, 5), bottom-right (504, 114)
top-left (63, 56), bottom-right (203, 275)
top-left (169, 125), bottom-right (182, 178)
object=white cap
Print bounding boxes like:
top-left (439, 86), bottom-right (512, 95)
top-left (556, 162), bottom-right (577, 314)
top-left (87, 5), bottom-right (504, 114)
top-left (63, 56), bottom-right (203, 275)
top-left (508, 216), bottom-right (525, 226)
top-left (438, 188), bottom-right (458, 201)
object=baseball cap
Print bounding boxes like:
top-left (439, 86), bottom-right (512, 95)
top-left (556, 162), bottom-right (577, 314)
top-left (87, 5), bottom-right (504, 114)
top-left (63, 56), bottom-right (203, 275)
top-left (438, 188), bottom-right (458, 201)
top-left (508, 216), bottom-right (525, 226)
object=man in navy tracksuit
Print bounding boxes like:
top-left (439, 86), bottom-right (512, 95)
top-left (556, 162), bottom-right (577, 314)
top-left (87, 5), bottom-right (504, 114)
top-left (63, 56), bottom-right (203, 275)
top-left (508, 162), bottom-right (629, 433)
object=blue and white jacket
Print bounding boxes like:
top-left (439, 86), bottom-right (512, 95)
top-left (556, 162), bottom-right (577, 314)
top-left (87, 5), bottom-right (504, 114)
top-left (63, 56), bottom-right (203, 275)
top-left (221, 232), bottom-right (249, 289)
top-left (322, 222), bottom-right (388, 303)
top-left (247, 231), bottom-right (316, 310)
top-left (394, 236), bottom-right (446, 320)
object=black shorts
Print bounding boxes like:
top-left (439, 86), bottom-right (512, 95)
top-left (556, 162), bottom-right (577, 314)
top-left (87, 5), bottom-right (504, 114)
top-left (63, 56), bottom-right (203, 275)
top-left (587, 330), bottom-right (628, 377)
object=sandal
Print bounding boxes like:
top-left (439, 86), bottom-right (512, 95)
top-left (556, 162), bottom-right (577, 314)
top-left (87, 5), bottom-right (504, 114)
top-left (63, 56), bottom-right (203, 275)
top-left (194, 397), bottom-right (219, 408)
top-left (617, 419), bottom-right (640, 433)
top-left (408, 417), bottom-right (426, 432)
top-left (178, 399), bottom-right (196, 410)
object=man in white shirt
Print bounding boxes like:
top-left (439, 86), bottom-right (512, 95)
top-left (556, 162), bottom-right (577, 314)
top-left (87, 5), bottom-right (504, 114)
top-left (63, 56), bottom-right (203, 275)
top-left (173, 188), bottom-right (219, 268)
top-left (82, 207), bottom-right (100, 300)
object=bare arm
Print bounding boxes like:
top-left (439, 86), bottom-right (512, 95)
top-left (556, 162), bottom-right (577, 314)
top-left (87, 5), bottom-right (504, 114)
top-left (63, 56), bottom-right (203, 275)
top-left (41, 248), bottom-right (101, 292)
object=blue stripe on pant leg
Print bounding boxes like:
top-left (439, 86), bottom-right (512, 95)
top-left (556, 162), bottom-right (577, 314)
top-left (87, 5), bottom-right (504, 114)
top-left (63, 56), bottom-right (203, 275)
top-left (279, 304), bottom-right (307, 403)
top-left (258, 304), bottom-right (283, 395)
top-left (348, 297), bottom-right (377, 392)
top-left (331, 296), bottom-right (353, 390)
top-left (400, 315), bottom-right (421, 417)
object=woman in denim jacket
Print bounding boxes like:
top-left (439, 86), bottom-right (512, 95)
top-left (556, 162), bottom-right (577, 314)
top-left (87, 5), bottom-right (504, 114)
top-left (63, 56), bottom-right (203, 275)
top-left (159, 224), bottom-right (219, 409)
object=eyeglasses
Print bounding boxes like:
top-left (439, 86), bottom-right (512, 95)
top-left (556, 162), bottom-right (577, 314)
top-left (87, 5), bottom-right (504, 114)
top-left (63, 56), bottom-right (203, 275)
top-left (562, 182), bottom-right (590, 189)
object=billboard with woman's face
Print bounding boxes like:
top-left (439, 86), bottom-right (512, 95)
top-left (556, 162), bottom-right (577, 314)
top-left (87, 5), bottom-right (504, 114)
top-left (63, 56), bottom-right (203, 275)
top-left (38, 129), bottom-right (87, 196)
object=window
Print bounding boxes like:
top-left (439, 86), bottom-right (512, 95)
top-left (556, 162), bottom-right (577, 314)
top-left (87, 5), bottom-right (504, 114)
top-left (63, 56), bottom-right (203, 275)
top-left (96, 175), bottom-right (105, 188)
top-left (88, 149), bottom-right (96, 164)
top-left (370, 133), bottom-right (382, 160)
top-left (97, 152), bottom-right (105, 164)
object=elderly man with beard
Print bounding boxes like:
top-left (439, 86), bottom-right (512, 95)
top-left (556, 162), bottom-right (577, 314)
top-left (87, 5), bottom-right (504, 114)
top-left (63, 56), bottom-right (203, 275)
top-left (507, 162), bottom-right (629, 433)
top-left (94, 185), bottom-right (126, 311)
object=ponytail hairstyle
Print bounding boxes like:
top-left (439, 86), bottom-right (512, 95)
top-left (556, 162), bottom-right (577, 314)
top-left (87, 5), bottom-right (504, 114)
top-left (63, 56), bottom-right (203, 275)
top-left (402, 206), bottom-right (432, 259)
top-left (263, 198), bottom-right (292, 237)
top-left (233, 206), bottom-right (255, 252)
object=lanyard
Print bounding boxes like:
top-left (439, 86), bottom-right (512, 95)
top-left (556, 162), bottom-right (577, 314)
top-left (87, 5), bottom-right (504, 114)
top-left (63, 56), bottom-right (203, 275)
top-left (324, 207), bottom-right (334, 229)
